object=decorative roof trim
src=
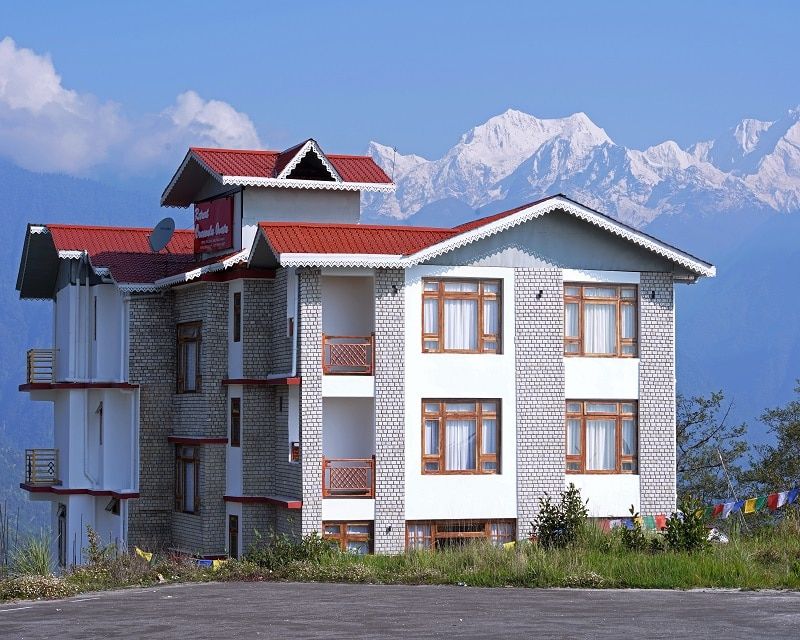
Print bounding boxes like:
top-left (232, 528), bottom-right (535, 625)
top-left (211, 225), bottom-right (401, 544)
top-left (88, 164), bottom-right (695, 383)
top-left (160, 149), bottom-right (224, 205)
top-left (118, 283), bottom-right (161, 294)
top-left (280, 253), bottom-right (404, 268)
top-left (152, 249), bottom-right (249, 288)
top-left (220, 175), bottom-right (395, 193)
top-left (58, 250), bottom-right (85, 260)
top-left (30, 225), bottom-right (49, 235)
top-left (276, 139), bottom-right (342, 182)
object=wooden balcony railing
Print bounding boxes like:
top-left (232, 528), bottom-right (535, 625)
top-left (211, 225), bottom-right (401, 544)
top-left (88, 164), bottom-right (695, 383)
top-left (27, 349), bottom-right (56, 383)
top-left (25, 449), bottom-right (59, 485)
top-left (322, 456), bottom-right (375, 498)
top-left (322, 335), bottom-right (374, 375)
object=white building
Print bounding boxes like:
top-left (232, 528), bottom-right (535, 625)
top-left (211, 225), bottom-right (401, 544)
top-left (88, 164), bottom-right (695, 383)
top-left (16, 139), bottom-right (714, 563)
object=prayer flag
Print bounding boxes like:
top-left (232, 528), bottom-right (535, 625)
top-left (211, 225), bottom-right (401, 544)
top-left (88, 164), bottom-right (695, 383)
top-left (655, 514), bottom-right (667, 530)
top-left (211, 559), bottom-right (228, 571)
top-left (703, 506), bottom-right (714, 519)
top-left (134, 547), bottom-right (152, 562)
top-left (744, 498), bottom-right (757, 513)
top-left (622, 518), bottom-right (634, 530)
top-left (777, 491), bottom-right (789, 509)
top-left (788, 488), bottom-right (799, 505)
top-left (643, 515), bottom-right (656, 530)
top-left (767, 493), bottom-right (780, 511)
top-left (634, 516), bottom-right (644, 527)
top-left (609, 519), bottom-right (622, 530)
top-left (712, 504), bottom-right (724, 518)
top-left (732, 500), bottom-right (744, 513)
top-left (721, 502), bottom-right (734, 519)
top-left (755, 496), bottom-right (767, 511)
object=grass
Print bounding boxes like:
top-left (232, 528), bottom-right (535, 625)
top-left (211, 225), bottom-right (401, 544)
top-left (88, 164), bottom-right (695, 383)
top-left (3, 515), bottom-right (800, 602)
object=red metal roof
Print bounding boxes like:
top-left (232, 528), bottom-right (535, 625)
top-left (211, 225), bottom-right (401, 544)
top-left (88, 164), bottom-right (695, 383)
top-left (258, 222), bottom-right (457, 256)
top-left (191, 147), bottom-right (392, 184)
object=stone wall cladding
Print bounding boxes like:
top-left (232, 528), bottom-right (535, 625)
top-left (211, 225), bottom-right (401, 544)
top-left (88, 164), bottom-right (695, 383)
top-left (638, 272), bottom-right (677, 515)
top-left (373, 269), bottom-right (406, 554)
top-left (127, 294), bottom-right (175, 551)
top-left (515, 268), bottom-right (566, 539)
top-left (242, 386), bottom-right (270, 496)
top-left (268, 269), bottom-right (293, 373)
top-left (271, 386), bottom-right (301, 498)
top-left (242, 504), bottom-right (273, 551)
top-left (298, 269), bottom-right (323, 536)
top-left (243, 280), bottom-right (271, 378)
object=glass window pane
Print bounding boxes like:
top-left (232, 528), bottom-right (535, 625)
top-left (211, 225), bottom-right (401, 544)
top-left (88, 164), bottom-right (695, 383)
top-left (184, 461), bottom-right (195, 512)
top-left (483, 341), bottom-right (497, 351)
top-left (184, 341), bottom-right (198, 390)
top-left (621, 304), bottom-right (636, 339)
top-left (586, 403), bottom-right (617, 413)
top-left (445, 419), bottom-right (477, 470)
top-left (622, 460), bottom-right (637, 472)
top-left (583, 303), bottom-right (616, 354)
top-left (346, 541), bottom-right (369, 555)
top-left (482, 282), bottom-right (499, 294)
top-left (620, 287), bottom-right (636, 298)
top-left (482, 461), bottom-right (498, 471)
top-left (584, 287), bottom-right (617, 298)
top-left (586, 419), bottom-right (616, 471)
top-left (424, 403), bottom-right (440, 414)
top-left (567, 419), bottom-right (581, 455)
top-left (423, 340), bottom-right (439, 351)
top-left (445, 402), bottom-right (475, 413)
top-left (621, 344), bottom-right (636, 355)
top-left (481, 419), bottom-right (497, 454)
top-left (621, 403), bottom-right (636, 414)
top-left (444, 281), bottom-right (478, 292)
top-left (424, 298), bottom-right (439, 334)
top-left (424, 461), bottom-right (439, 472)
top-left (565, 286), bottom-right (580, 296)
top-left (323, 524), bottom-right (340, 535)
top-left (564, 342), bottom-right (580, 354)
top-left (565, 302), bottom-right (579, 338)
top-left (567, 461), bottom-right (581, 471)
top-left (622, 419), bottom-right (637, 456)
top-left (483, 299), bottom-right (499, 336)
top-left (424, 419), bottom-right (439, 455)
top-left (481, 402), bottom-right (497, 413)
top-left (346, 524), bottom-right (370, 535)
top-left (444, 299), bottom-right (478, 350)
top-left (423, 281), bottom-right (439, 291)
top-left (566, 402), bottom-right (582, 413)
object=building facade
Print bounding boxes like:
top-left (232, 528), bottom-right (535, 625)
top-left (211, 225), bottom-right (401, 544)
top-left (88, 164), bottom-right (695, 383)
top-left (15, 139), bottom-right (714, 564)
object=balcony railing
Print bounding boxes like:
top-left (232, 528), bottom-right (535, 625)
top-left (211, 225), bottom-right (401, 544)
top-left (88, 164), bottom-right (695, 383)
top-left (25, 449), bottom-right (59, 485)
top-left (27, 349), bottom-right (56, 383)
top-left (322, 335), bottom-right (374, 375)
top-left (322, 456), bottom-right (375, 498)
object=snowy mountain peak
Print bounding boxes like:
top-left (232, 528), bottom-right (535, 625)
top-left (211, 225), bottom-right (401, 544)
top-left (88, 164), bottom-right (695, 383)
top-left (733, 118), bottom-right (773, 154)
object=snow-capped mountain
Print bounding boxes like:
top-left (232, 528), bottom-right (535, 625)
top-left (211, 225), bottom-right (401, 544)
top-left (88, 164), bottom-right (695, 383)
top-left (364, 107), bottom-right (800, 227)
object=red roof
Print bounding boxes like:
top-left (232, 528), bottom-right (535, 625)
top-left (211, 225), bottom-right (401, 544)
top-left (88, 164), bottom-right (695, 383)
top-left (47, 224), bottom-right (199, 284)
top-left (191, 147), bottom-right (392, 184)
top-left (258, 221), bottom-right (456, 256)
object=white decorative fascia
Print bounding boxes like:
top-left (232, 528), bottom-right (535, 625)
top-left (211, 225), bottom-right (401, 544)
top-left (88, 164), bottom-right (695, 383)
top-left (276, 140), bottom-right (342, 182)
top-left (30, 225), bottom-right (49, 235)
top-left (160, 149), bottom-right (225, 206)
top-left (58, 250), bottom-right (86, 260)
top-left (152, 249), bottom-right (250, 287)
top-left (118, 283), bottom-right (161, 294)
top-left (280, 253), bottom-right (404, 269)
top-left (221, 176), bottom-right (395, 193)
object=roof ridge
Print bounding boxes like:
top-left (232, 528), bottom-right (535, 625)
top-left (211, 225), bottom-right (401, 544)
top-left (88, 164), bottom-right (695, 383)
top-left (47, 223), bottom-right (194, 234)
top-left (190, 147), bottom-right (374, 161)
top-left (258, 220), bottom-right (452, 232)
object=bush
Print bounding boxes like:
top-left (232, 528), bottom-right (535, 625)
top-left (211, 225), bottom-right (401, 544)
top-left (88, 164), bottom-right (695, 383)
top-left (620, 506), bottom-right (648, 551)
top-left (0, 575), bottom-right (77, 600)
top-left (665, 496), bottom-right (709, 552)
top-left (245, 530), bottom-right (336, 569)
top-left (531, 483), bottom-right (588, 549)
top-left (11, 532), bottom-right (52, 576)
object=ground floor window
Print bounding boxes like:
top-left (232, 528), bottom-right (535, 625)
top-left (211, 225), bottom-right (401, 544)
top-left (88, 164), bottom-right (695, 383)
top-left (322, 521), bottom-right (372, 554)
top-left (406, 519), bottom-right (515, 551)
top-left (228, 514), bottom-right (239, 560)
top-left (175, 445), bottom-right (200, 513)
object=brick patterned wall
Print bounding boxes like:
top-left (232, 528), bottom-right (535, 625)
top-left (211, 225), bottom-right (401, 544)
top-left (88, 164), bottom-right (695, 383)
top-left (268, 269), bottom-right (293, 374)
top-left (373, 269), bottom-right (406, 553)
top-left (271, 386), bottom-right (301, 498)
top-left (243, 280), bottom-right (271, 378)
top-left (127, 294), bottom-right (175, 551)
top-left (638, 272), bottom-right (677, 515)
top-left (515, 268), bottom-right (566, 539)
top-left (298, 269), bottom-right (323, 536)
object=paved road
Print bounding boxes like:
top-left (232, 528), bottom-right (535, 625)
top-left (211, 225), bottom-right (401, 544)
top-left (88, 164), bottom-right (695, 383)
top-left (1, 581), bottom-right (799, 639)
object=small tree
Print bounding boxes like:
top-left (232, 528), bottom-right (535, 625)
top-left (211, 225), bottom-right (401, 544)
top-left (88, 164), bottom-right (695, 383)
top-left (664, 496), bottom-right (708, 552)
top-left (746, 383), bottom-right (800, 492)
top-left (531, 483), bottom-right (588, 548)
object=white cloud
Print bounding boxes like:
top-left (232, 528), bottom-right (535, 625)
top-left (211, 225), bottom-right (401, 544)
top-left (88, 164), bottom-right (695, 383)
top-left (0, 37), bottom-right (262, 175)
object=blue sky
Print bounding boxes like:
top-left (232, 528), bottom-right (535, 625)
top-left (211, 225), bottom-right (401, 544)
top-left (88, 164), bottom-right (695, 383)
top-left (0, 0), bottom-right (797, 173)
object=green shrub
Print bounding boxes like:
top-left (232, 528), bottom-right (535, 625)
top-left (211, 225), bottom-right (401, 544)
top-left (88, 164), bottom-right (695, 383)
top-left (83, 526), bottom-right (116, 566)
top-left (11, 532), bottom-right (52, 576)
top-left (245, 530), bottom-right (336, 569)
top-left (665, 496), bottom-right (709, 552)
top-left (531, 483), bottom-right (588, 549)
top-left (620, 506), bottom-right (648, 551)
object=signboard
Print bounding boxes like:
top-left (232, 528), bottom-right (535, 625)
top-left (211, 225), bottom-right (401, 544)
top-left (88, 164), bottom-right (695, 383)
top-left (194, 196), bottom-right (233, 253)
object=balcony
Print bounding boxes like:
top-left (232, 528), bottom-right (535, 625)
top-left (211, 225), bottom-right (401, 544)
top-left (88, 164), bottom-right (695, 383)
top-left (322, 335), bottom-right (374, 375)
top-left (322, 457), bottom-right (375, 498)
top-left (25, 449), bottom-right (59, 486)
top-left (27, 349), bottom-right (56, 384)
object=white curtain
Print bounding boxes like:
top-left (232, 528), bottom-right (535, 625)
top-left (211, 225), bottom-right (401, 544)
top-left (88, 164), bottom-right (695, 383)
top-left (423, 298), bottom-right (438, 334)
top-left (565, 302), bottom-right (579, 338)
top-left (444, 299), bottom-right (478, 350)
top-left (567, 418), bottom-right (581, 456)
top-left (622, 419), bottom-right (637, 456)
top-left (424, 419), bottom-right (439, 455)
top-left (621, 304), bottom-right (635, 339)
top-left (584, 303), bottom-right (616, 354)
top-left (445, 419), bottom-right (476, 470)
top-left (483, 299), bottom-right (498, 336)
top-left (185, 342), bottom-right (198, 390)
top-left (481, 418), bottom-right (497, 454)
top-left (586, 419), bottom-right (615, 470)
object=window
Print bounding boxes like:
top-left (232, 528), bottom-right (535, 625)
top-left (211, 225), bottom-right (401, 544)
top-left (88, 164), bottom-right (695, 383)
top-left (177, 322), bottom-right (202, 393)
top-left (566, 401), bottom-right (638, 474)
top-left (290, 441), bottom-right (301, 463)
top-left (175, 446), bottom-right (200, 513)
top-left (322, 521), bottom-right (372, 554)
top-left (232, 292), bottom-right (242, 343)
top-left (422, 400), bottom-right (500, 474)
top-left (230, 397), bottom-right (241, 447)
top-left (406, 520), bottom-right (515, 551)
top-left (228, 514), bottom-right (239, 560)
top-left (422, 279), bottom-right (501, 353)
top-left (564, 284), bottom-right (637, 357)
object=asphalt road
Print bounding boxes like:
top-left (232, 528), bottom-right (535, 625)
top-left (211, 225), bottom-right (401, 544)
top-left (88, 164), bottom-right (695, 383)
top-left (1, 581), bottom-right (799, 639)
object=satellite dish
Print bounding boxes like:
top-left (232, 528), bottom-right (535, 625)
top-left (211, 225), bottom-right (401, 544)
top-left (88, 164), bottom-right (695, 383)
top-left (149, 217), bottom-right (175, 252)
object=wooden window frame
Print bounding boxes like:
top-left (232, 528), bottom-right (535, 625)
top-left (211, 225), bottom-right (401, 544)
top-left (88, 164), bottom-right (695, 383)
top-left (175, 445), bottom-right (200, 513)
top-left (565, 400), bottom-right (638, 474)
top-left (564, 283), bottom-right (638, 357)
top-left (405, 519), bottom-right (516, 551)
top-left (232, 292), bottom-right (242, 343)
top-left (230, 397), bottom-right (241, 448)
top-left (177, 321), bottom-right (202, 393)
top-left (421, 400), bottom-right (500, 475)
top-left (228, 514), bottom-right (239, 560)
top-left (422, 278), bottom-right (502, 354)
top-left (322, 521), bottom-right (373, 554)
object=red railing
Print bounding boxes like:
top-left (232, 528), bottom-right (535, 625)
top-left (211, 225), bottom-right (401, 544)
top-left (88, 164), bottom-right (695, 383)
top-left (322, 457), bottom-right (375, 498)
top-left (322, 335), bottom-right (374, 375)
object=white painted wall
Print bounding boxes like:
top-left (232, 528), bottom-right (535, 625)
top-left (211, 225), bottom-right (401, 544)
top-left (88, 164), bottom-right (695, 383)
top-left (322, 397), bottom-right (374, 459)
top-left (404, 265), bottom-right (517, 521)
top-left (568, 475), bottom-right (641, 517)
top-left (228, 281), bottom-right (244, 379)
top-left (322, 499), bottom-right (375, 521)
top-left (321, 376), bottom-right (374, 397)
top-left (93, 285), bottom-right (122, 381)
top-left (321, 276), bottom-right (374, 336)
top-left (226, 386), bottom-right (243, 496)
top-left (564, 358), bottom-right (639, 399)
